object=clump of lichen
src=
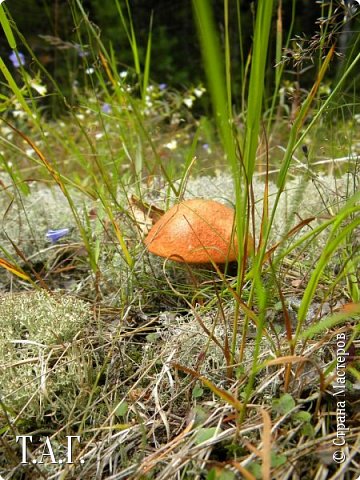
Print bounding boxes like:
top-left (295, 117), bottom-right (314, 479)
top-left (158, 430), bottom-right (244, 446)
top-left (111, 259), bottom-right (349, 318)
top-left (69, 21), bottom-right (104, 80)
top-left (0, 290), bottom-right (90, 343)
top-left (0, 290), bottom-right (93, 423)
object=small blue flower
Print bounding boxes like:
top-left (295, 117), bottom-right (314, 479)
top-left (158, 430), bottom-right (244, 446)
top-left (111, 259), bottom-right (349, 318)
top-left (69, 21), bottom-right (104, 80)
top-left (74, 44), bottom-right (89, 58)
top-left (101, 103), bottom-right (111, 114)
top-left (9, 51), bottom-right (25, 68)
top-left (46, 228), bottom-right (70, 243)
top-left (159, 83), bottom-right (167, 91)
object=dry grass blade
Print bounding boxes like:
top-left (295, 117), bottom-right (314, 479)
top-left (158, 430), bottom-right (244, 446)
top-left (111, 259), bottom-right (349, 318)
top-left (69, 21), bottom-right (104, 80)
top-left (1, 119), bottom-right (66, 193)
top-left (228, 460), bottom-right (257, 479)
top-left (172, 363), bottom-right (243, 411)
top-left (263, 216), bottom-right (317, 262)
top-left (0, 257), bottom-right (31, 281)
top-left (134, 412), bottom-right (196, 478)
top-left (260, 407), bottom-right (272, 480)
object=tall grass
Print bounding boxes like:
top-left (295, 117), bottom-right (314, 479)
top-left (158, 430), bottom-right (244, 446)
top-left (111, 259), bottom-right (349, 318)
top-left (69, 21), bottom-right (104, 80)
top-left (193, 0), bottom-right (360, 416)
top-left (0, 0), bottom-right (170, 277)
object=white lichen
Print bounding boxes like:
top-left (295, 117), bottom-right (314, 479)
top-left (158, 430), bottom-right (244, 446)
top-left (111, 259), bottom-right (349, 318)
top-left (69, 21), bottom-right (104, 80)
top-left (0, 290), bottom-right (92, 420)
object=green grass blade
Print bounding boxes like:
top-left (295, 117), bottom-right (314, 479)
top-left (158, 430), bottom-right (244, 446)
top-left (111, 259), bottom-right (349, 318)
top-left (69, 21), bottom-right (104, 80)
top-left (299, 303), bottom-right (360, 340)
top-left (0, 3), bottom-right (16, 49)
top-left (295, 194), bottom-right (360, 340)
top-left (192, 0), bottom-right (241, 235)
top-left (114, 0), bottom-right (141, 76)
top-left (192, 0), bottom-right (237, 170)
top-left (0, 58), bottom-right (33, 118)
top-left (243, 0), bottom-right (274, 178)
top-left (224, 0), bottom-right (232, 116)
top-left (142, 13), bottom-right (153, 104)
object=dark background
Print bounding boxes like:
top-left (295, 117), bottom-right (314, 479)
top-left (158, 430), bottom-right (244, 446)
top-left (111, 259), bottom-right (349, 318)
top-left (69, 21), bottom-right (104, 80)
top-left (3, 1), bottom-right (321, 83)
top-left (2, 1), bottom-right (359, 112)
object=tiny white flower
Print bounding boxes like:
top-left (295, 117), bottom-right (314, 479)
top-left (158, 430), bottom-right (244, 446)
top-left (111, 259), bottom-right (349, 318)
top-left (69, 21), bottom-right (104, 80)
top-left (164, 139), bottom-right (177, 150)
top-left (194, 86), bottom-right (205, 98)
top-left (13, 110), bottom-right (26, 119)
top-left (85, 67), bottom-right (94, 75)
top-left (23, 71), bottom-right (47, 96)
top-left (145, 96), bottom-right (153, 108)
top-left (183, 97), bottom-right (194, 108)
top-left (120, 70), bottom-right (128, 78)
top-left (25, 148), bottom-right (35, 157)
top-left (1, 127), bottom-right (12, 136)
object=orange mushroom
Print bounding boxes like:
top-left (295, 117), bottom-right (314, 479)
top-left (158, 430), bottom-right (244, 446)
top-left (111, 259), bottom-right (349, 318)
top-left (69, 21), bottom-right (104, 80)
top-left (144, 199), bottom-right (250, 264)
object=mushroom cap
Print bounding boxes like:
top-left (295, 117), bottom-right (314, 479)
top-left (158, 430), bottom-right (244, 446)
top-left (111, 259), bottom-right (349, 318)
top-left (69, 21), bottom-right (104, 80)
top-left (144, 199), bottom-right (239, 263)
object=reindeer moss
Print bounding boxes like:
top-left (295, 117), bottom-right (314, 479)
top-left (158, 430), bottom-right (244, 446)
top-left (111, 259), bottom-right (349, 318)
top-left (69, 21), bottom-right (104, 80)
top-left (0, 290), bottom-right (92, 422)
